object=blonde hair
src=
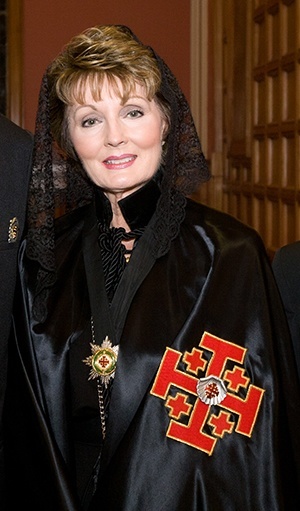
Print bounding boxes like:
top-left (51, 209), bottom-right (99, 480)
top-left (48, 25), bottom-right (170, 158)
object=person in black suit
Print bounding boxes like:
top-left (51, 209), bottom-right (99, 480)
top-left (0, 113), bottom-right (33, 498)
top-left (272, 242), bottom-right (300, 381)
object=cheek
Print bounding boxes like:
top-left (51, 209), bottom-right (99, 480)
top-left (72, 136), bottom-right (99, 160)
top-left (69, 130), bottom-right (83, 156)
top-left (135, 129), bottom-right (162, 151)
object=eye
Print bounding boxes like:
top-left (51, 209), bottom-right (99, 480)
top-left (126, 109), bottom-right (144, 119)
top-left (81, 117), bottom-right (101, 127)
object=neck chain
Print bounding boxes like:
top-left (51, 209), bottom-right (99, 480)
top-left (83, 317), bottom-right (119, 439)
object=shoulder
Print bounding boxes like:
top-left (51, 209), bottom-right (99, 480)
top-left (185, 198), bottom-right (264, 251)
top-left (54, 203), bottom-right (91, 241)
top-left (273, 241), bottom-right (300, 266)
top-left (0, 118), bottom-right (33, 243)
top-left (0, 114), bottom-right (33, 150)
top-left (272, 241), bottom-right (300, 283)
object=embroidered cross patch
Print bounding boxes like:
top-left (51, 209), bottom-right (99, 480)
top-left (150, 331), bottom-right (265, 455)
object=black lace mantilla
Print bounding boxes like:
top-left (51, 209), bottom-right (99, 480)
top-left (26, 26), bottom-right (211, 320)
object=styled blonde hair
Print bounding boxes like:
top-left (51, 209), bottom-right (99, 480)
top-left (48, 25), bottom-right (170, 158)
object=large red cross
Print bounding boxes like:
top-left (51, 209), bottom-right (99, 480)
top-left (151, 331), bottom-right (265, 454)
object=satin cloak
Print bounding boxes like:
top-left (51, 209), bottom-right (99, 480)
top-left (4, 198), bottom-right (300, 510)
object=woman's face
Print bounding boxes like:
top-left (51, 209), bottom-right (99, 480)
top-left (67, 77), bottom-right (166, 200)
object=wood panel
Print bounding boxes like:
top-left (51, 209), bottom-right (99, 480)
top-left (193, 0), bottom-right (300, 258)
top-left (252, 0), bottom-right (300, 255)
top-left (6, 0), bottom-right (23, 126)
top-left (0, 0), bottom-right (6, 114)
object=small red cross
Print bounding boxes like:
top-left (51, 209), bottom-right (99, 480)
top-left (99, 355), bottom-right (110, 368)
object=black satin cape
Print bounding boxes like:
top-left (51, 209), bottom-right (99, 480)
top-left (4, 197), bottom-right (300, 510)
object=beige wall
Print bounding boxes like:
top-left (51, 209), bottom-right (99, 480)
top-left (23, 0), bottom-right (191, 132)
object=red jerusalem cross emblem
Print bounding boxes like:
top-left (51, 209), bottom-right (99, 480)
top-left (150, 331), bottom-right (265, 455)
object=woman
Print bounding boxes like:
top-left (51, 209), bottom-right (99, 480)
top-left (4, 25), bottom-right (300, 510)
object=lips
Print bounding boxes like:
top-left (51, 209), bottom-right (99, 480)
top-left (104, 155), bottom-right (136, 165)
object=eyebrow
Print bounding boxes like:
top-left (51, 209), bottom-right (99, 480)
top-left (70, 95), bottom-right (150, 114)
top-left (71, 104), bottom-right (99, 114)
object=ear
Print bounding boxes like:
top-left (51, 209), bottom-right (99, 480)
top-left (161, 117), bottom-right (169, 140)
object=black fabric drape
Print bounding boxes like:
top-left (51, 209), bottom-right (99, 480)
top-left (4, 199), bottom-right (300, 510)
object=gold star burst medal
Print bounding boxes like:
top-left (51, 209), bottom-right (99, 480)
top-left (83, 336), bottom-right (119, 388)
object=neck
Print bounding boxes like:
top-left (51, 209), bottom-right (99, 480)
top-left (107, 196), bottom-right (130, 231)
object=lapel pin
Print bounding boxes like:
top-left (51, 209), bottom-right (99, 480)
top-left (8, 217), bottom-right (20, 243)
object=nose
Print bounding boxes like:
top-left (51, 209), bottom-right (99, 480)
top-left (104, 119), bottom-right (126, 147)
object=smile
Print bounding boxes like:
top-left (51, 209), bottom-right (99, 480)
top-left (104, 155), bottom-right (137, 165)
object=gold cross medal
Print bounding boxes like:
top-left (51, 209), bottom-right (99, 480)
top-left (83, 336), bottom-right (119, 388)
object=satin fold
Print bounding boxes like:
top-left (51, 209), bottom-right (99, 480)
top-left (4, 199), bottom-right (300, 510)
